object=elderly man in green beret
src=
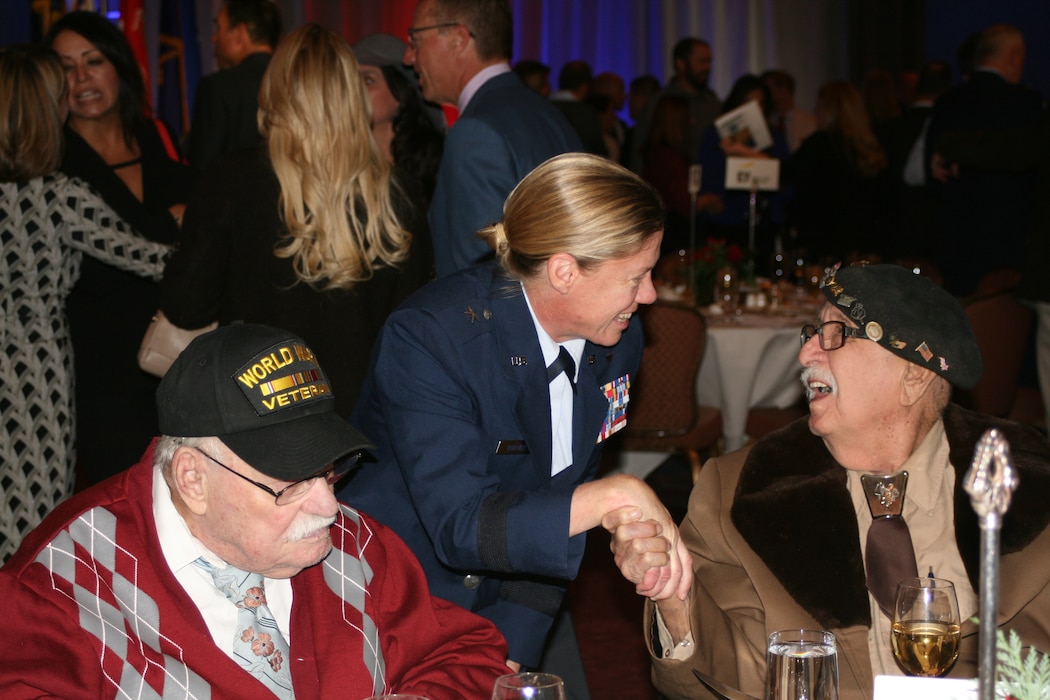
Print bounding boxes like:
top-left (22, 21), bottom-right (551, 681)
top-left (607, 263), bottom-right (1050, 699)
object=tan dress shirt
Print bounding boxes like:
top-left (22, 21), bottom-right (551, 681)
top-left (658, 420), bottom-right (979, 673)
top-left (846, 419), bottom-right (978, 676)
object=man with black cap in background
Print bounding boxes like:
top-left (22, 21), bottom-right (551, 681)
top-left (0, 324), bottom-right (508, 699)
top-left (606, 264), bottom-right (1050, 699)
top-left (353, 32), bottom-right (446, 207)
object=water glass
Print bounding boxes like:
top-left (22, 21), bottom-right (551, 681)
top-left (765, 629), bottom-right (839, 700)
top-left (491, 672), bottom-right (566, 700)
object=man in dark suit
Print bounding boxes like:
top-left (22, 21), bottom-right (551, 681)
top-left (340, 154), bottom-right (688, 696)
top-left (403, 0), bottom-right (581, 277)
top-left (924, 23), bottom-right (1042, 296)
top-left (876, 60), bottom-right (952, 260)
top-left (549, 60), bottom-right (607, 157)
top-left (188, 0), bottom-right (281, 173)
top-left (627, 38), bottom-right (721, 173)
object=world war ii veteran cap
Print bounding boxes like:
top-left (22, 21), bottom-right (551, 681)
top-left (157, 324), bottom-right (373, 481)
top-left (821, 263), bottom-right (983, 389)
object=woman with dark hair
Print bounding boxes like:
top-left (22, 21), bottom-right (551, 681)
top-left (697, 73), bottom-right (790, 253)
top-left (353, 33), bottom-right (445, 208)
top-left (0, 45), bottom-right (169, 560)
top-left (45, 11), bottom-right (193, 485)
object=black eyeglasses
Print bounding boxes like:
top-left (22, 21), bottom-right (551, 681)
top-left (191, 447), bottom-right (357, 506)
top-left (800, 320), bottom-right (869, 351)
top-left (406, 21), bottom-right (473, 49)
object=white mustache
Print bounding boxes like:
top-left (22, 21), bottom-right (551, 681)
top-left (286, 514), bottom-right (336, 542)
top-left (800, 366), bottom-right (836, 401)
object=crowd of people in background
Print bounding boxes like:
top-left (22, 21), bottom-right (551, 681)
top-left (1, 1), bottom-right (1049, 698)
top-left (512, 24), bottom-right (1042, 298)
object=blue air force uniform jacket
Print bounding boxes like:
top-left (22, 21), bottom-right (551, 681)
top-left (340, 262), bottom-right (642, 665)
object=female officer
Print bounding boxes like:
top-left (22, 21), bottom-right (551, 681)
top-left (341, 153), bottom-right (690, 678)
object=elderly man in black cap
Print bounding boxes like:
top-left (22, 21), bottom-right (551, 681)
top-left (606, 264), bottom-right (1050, 699)
top-left (0, 324), bottom-right (508, 699)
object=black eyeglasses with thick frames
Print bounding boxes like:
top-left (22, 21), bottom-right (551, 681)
top-left (406, 21), bottom-right (475, 49)
top-left (800, 320), bottom-right (870, 351)
top-left (192, 447), bottom-right (359, 506)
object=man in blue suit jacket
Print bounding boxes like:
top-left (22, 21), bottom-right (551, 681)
top-left (340, 155), bottom-right (690, 683)
top-left (403, 0), bottom-right (581, 277)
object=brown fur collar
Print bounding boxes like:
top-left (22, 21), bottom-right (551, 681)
top-left (730, 404), bottom-right (1050, 630)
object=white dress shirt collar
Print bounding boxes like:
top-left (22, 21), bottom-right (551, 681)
top-left (153, 462), bottom-right (294, 650)
top-left (459, 62), bottom-right (511, 112)
top-left (521, 284), bottom-right (585, 477)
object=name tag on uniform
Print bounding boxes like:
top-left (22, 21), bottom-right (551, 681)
top-left (596, 374), bottom-right (630, 443)
top-left (495, 440), bottom-right (529, 455)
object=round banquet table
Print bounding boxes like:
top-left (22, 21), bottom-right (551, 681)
top-left (699, 309), bottom-right (811, 451)
top-left (609, 296), bottom-right (819, 480)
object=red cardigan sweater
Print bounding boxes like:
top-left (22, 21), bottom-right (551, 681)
top-left (0, 441), bottom-right (508, 699)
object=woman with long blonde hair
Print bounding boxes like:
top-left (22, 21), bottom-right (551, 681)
top-left (814, 81), bottom-right (887, 178)
top-left (261, 24), bottom-right (411, 289)
top-left (162, 24), bottom-right (432, 417)
top-left (786, 80), bottom-right (889, 259)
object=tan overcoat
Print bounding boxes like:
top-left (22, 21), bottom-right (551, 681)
top-left (648, 405), bottom-right (1050, 699)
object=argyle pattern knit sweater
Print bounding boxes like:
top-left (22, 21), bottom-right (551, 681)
top-left (0, 441), bottom-right (508, 699)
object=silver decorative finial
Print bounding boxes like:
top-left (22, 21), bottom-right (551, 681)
top-left (964, 428), bottom-right (1019, 700)
top-left (964, 428), bottom-right (1019, 523)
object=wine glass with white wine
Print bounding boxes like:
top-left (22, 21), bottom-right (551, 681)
top-left (491, 672), bottom-right (566, 700)
top-left (891, 577), bottom-right (961, 677)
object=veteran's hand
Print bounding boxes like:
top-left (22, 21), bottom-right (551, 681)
top-left (602, 505), bottom-right (692, 602)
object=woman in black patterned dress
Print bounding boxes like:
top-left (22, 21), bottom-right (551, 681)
top-left (0, 46), bottom-right (170, 561)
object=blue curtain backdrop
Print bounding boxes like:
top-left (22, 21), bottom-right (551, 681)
top-left (11, 1), bottom-right (1048, 135)
top-left (505, 0), bottom-right (849, 114)
top-left (280, 0), bottom-right (849, 118)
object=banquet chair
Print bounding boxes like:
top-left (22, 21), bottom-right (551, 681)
top-left (957, 269), bottom-right (1034, 419)
top-left (619, 300), bottom-right (723, 483)
top-left (744, 401), bottom-right (809, 443)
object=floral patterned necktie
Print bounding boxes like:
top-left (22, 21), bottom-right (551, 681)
top-left (194, 558), bottom-right (295, 698)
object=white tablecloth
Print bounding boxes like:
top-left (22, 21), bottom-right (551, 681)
top-left (609, 306), bottom-right (815, 479)
top-left (699, 311), bottom-right (809, 451)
